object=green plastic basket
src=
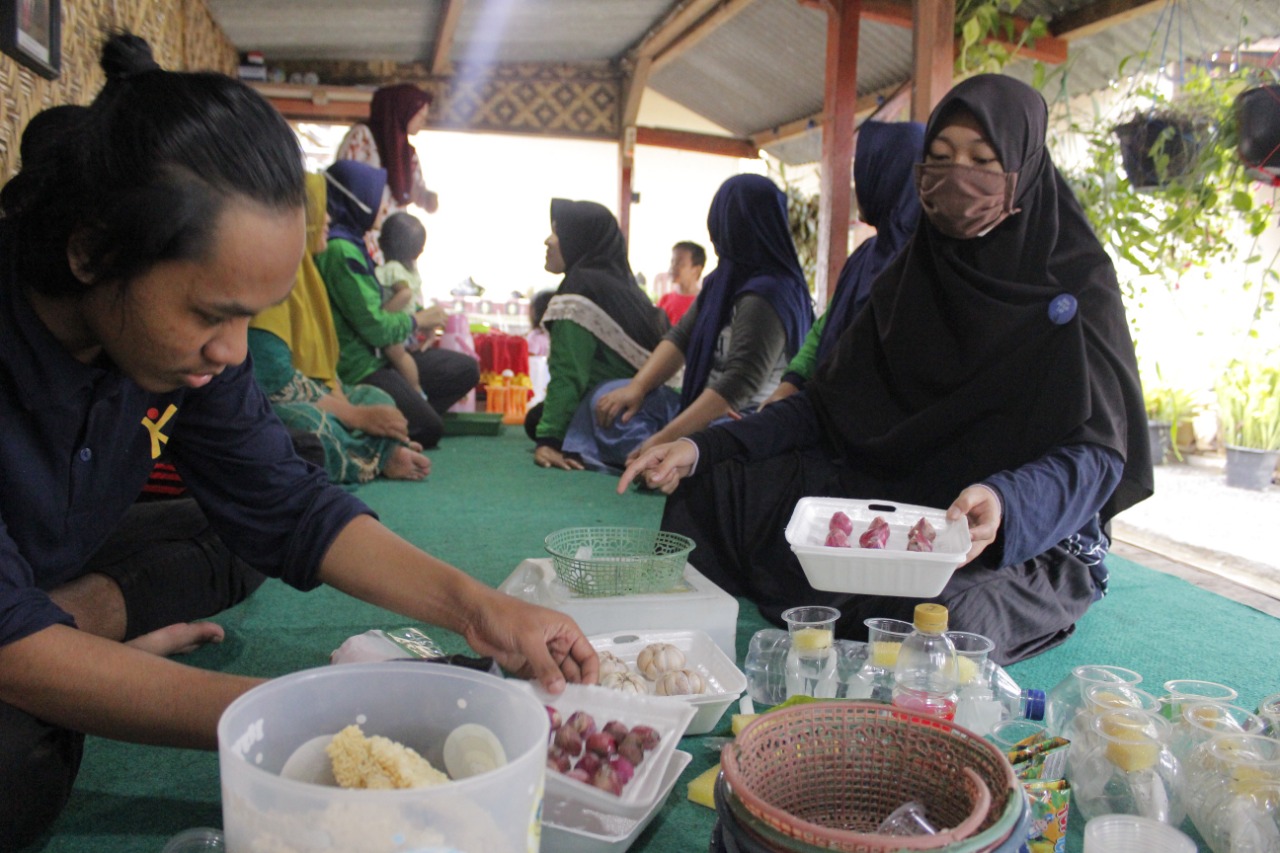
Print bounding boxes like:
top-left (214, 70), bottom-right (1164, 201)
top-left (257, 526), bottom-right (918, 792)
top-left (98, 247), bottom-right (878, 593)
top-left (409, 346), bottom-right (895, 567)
top-left (543, 527), bottom-right (694, 597)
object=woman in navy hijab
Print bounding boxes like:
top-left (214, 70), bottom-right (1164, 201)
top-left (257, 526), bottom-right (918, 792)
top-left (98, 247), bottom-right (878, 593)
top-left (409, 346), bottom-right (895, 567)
top-left (565, 174), bottom-right (814, 471)
top-left (765, 120), bottom-right (924, 404)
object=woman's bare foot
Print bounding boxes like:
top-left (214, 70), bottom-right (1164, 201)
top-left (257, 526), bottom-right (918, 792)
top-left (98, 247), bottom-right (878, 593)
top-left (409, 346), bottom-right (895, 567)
top-left (127, 622), bottom-right (225, 656)
top-left (383, 445), bottom-right (432, 480)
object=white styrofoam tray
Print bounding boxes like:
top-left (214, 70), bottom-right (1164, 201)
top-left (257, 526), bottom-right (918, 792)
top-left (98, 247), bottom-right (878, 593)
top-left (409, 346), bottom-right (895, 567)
top-left (541, 750), bottom-right (692, 853)
top-left (785, 497), bottom-right (971, 597)
top-left (587, 629), bottom-right (746, 736)
top-left (522, 682), bottom-right (696, 820)
top-left (498, 559), bottom-right (739, 661)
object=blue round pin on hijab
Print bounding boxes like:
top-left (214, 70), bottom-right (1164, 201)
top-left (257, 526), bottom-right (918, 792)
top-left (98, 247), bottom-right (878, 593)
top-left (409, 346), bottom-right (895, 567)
top-left (1048, 294), bottom-right (1077, 325)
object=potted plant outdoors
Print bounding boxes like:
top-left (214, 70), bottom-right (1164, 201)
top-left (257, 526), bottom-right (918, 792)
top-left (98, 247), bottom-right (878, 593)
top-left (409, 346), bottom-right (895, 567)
top-left (1143, 378), bottom-right (1198, 464)
top-left (1215, 358), bottom-right (1280, 490)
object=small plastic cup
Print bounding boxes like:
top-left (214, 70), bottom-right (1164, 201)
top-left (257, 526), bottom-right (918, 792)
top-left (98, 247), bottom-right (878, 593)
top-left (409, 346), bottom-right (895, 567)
top-left (863, 617), bottom-right (913, 670)
top-left (876, 800), bottom-right (937, 836)
top-left (782, 606), bottom-right (839, 655)
top-left (946, 631), bottom-right (994, 686)
top-left (1083, 814), bottom-right (1195, 853)
top-left (1256, 692), bottom-right (1280, 737)
top-left (988, 719), bottom-right (1047, 753)
top-left (1084, 683), bottom-right (1162, 714)
top-left (1160, 679), bottom-right (1238, 719)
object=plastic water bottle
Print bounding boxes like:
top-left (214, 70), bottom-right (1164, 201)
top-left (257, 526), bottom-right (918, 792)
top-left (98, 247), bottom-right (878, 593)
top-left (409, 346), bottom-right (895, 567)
top-left (954, 658), bottom-right (1047, 735)
top-left (891, 603), bottom-right (960, 720)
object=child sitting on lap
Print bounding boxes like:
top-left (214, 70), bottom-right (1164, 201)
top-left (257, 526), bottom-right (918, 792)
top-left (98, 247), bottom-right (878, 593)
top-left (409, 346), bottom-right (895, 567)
top-left (375, 213), bottom-right (443, 394)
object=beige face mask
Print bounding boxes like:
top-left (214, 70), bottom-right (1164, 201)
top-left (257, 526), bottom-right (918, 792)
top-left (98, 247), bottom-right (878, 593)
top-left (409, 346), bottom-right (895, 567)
top-left (914, 163), bottom-right (1021, 239)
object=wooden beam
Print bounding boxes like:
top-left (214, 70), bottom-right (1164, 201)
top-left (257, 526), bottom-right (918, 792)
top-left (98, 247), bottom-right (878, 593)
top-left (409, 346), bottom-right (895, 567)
top-left (911, 0), bottom-right (953, 123)
top-left (629, 0), bottom-right (724, 61)
top-left (816, 0), bottom-right (861, 306)
top-left (431, 0), bottom-right (464, 76)
top-left (651, 0), bottom-right (757, 74)
top-left (862, 0), bottom-right (1067, 64)
top-left (1051, 0), bottom-right (1165, 41)
top-left (619, 128), bottom-right (636, 243)
top-left (635, 126), bottom-right (759, 158)
top-left (250, 83), bottom-right (372, 123)
top-left (622, 55), bottom-right (652, 128)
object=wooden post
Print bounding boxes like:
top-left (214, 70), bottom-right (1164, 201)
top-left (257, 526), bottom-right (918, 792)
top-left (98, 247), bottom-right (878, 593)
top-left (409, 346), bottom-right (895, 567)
top-left (816, 0), bottom-right (861, 307)
top-left (618, 126), bottom-right (636, 244)
top-left (911, 0), bottom-right (954, 122)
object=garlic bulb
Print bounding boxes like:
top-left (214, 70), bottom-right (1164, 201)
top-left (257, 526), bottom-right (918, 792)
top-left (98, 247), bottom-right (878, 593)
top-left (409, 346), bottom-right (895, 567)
top-left (597, 650), bottom-right (630, 678)
top-left (636, 643), bottom-right (685, 681)
top-left (654, 668), bottom-right (706, 696)
top-left (600, 671), bottom-right (648, 694)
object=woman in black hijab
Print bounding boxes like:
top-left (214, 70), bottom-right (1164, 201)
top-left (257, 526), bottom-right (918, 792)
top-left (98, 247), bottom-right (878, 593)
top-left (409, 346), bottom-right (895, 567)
top-left (618, 75), bottom-right (1153, 664)
top-left (530, 199), bottom-right (669, 469)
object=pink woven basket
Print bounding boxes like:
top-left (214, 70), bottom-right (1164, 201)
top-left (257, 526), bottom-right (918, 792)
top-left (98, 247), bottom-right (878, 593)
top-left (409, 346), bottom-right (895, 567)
top-left (720, 702), bottom-right (1017, 853)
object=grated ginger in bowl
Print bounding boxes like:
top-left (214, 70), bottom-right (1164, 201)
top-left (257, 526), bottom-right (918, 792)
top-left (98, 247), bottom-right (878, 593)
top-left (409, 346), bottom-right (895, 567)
top-left (326, 724), bottom-right (450, 789)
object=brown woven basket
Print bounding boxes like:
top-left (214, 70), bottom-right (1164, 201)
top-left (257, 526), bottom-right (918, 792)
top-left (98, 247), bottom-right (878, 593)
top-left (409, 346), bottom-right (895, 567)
top-left (720, 702), bottom-right (1017, 853)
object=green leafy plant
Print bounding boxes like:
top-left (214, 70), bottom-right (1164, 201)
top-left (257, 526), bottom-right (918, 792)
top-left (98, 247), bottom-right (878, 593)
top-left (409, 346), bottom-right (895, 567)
top-left (1142, 365), bottom-right (1200, 460)
top-left (955, 0), bottom-right (1049, 77)
top-left (765, 158), bottom-right (820, 292)
top-left (1215, 357), bottom-right (1280, 451)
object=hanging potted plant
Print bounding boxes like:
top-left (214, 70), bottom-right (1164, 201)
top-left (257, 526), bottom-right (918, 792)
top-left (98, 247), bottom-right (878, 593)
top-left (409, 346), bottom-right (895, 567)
top-left (1059, 63), bottom-right (1279, 336)
top-left (1114, 108), bottom-right (1208, 190)
top-left (1235, 82), bottom-right (1280, 185)
top-left (1215, 358), bottom-right (1280, 490)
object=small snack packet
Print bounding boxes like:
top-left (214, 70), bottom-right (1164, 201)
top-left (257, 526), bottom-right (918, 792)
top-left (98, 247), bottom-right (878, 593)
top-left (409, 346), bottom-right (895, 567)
top-left (330, 627), bottom-right (445, 664)
top-left (1024, 778), bottom-right (1070, 852)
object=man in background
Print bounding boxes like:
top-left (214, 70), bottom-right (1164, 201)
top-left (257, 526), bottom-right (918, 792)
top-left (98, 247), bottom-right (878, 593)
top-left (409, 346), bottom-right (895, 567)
top-left (656, 240), bottom-right (705, 325)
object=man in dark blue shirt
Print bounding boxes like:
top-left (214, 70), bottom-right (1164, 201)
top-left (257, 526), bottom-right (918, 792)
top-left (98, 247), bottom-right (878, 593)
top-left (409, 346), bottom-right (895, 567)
top-left (0, 36), bottom-right (597, 849)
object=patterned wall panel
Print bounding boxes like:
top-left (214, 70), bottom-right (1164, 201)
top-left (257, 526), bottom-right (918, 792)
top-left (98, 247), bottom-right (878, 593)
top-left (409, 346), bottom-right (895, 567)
top-left (1, 0), bottom-right (235, 183)
top-left (273, 58), bottom-right (621, 140)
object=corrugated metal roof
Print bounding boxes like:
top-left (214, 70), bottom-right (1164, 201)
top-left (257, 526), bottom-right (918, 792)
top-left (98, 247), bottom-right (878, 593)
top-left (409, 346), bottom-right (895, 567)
top-left (204, 0), bottom-right (1280, 164)
top-left (452, 0), bottom-right (675, 64)
top-left (649, 0), bottom-right (828, 137)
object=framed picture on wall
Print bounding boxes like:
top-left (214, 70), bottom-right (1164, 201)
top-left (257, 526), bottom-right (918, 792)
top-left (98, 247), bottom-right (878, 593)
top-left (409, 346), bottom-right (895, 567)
top-left (1, 0), bottom-right (61, 79)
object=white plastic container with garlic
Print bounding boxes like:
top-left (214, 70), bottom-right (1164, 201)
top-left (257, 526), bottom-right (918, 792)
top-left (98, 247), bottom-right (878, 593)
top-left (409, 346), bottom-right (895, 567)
top-left (586, 629), bottom-right (747, 735)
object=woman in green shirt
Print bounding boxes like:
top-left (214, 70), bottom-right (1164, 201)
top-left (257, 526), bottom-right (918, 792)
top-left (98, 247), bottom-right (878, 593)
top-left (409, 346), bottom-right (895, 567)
top-left (315, 160), bottom-right (478, 450)
top-left (529, 199), bottom-right (668, 469)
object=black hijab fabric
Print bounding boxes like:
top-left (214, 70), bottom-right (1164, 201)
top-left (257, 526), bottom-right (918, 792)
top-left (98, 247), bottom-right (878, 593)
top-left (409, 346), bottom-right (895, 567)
top-left (549, 198), bottom-right (668, 350)
top-left (807, 74), bottom-right (1152, 524)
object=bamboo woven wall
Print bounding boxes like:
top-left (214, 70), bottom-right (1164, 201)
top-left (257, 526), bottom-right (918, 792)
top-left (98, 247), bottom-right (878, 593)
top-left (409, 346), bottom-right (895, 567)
top-left (0, 0), bottom-right (236, 184)
top-left (273, 58), bottom-right (622, 140)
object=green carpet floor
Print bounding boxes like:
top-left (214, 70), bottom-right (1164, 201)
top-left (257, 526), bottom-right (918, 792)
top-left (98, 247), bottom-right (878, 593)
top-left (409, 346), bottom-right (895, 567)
top-left (24, 429), bottom-right (1280, 852)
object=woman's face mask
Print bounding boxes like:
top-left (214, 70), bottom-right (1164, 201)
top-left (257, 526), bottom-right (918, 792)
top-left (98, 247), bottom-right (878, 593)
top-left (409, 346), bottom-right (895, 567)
top-left (914, 163), bottom-right (1020, 239)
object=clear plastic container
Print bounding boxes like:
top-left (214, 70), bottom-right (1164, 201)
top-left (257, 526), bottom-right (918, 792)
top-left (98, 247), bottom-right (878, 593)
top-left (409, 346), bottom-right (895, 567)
top-left (891, 603), bottom-right (960, 721)
top-left (586, 628), bottom-right (746, 735)
top-left (217, 662), bottom-right (549, 853)
top-left (161, 828), bottom-right (224, 852)
top-left (743, 628), bottom-right (789, 706)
